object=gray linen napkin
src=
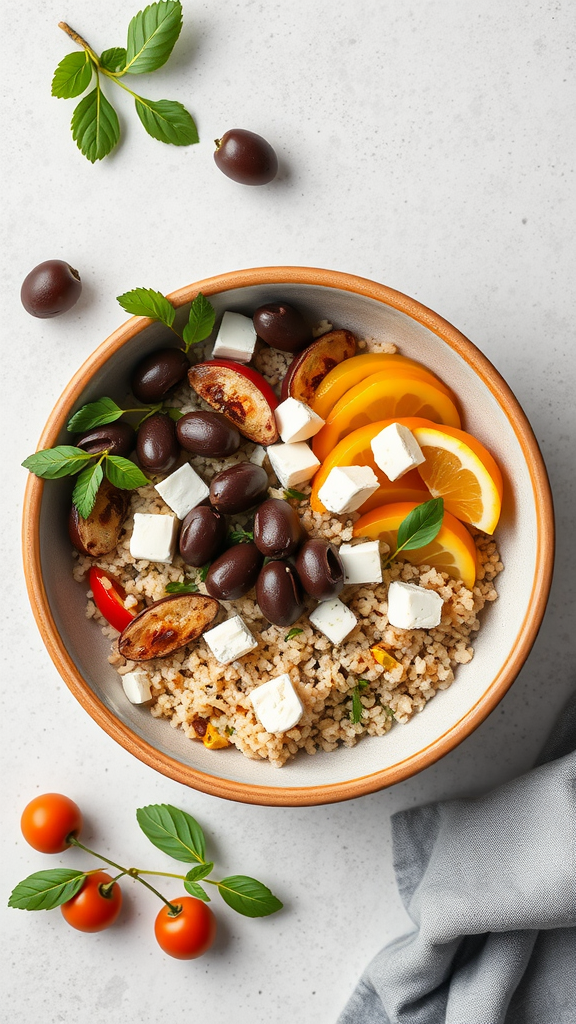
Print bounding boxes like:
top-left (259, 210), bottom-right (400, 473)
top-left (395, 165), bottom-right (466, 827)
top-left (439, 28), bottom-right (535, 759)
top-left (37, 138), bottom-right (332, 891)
top-left (337, 692), bottom-right (576, 1024)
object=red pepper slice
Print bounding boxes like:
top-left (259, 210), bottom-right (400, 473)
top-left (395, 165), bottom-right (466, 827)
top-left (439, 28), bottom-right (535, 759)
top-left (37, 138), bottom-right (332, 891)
top-left (88, 567), bottom-right (138, 633)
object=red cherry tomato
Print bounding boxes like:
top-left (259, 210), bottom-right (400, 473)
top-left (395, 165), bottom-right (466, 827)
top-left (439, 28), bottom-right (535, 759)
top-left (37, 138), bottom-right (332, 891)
top-left (154, 897), bottom-right (216, 960)
top-left (21, 793), bottom-right (82, 853)
top-left (89, 566), bottom-right (138, 632)
top-left (61, 871), bottom-right (122, 932)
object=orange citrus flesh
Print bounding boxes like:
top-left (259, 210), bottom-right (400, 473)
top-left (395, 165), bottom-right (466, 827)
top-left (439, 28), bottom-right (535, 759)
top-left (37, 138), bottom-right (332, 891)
top-left (353, 501), bottom-right (478, 590)
top-left (412, 424), bottom-right (503, 535)
top-left (310, 416), bottom-right (431, 514)
top-left (310, 353), bottom-right (455, 420)
top-left (312, 373), bottom-right (462, 463)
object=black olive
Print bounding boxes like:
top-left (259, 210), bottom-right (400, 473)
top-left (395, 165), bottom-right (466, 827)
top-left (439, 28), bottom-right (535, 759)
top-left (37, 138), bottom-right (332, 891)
top-left (209, 462), bottom-right (269, 515)
top-left (75, 422), bottom-right (136, 458)
top-left (256, 561), bottom-right (305, 627)
top-left (295, 539), bottom-right (344, 601)
top-left (253, 303), bottom-right (311, 353)
top-left (214, 129), bottom-right (278, 185)
top-left (205, 543), bottom-right (263, 601)
top-left (21, 260), bottom-right (82, 318)
top-left (253, 498), bottom-right (305, 559)
top-left (131, 347), bottom-right (190, 403)
top-left (136, 413), bottom-right (179, 475)
top-left (176, 411), bottom-right (241, 458)
top-left (179, 506), bottom-right (227, 567)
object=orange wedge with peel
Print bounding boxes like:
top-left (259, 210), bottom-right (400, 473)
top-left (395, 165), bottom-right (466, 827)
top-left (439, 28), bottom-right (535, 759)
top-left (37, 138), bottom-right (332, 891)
top-left (353, 500), bottom-right (477, 589)
top-left (310, 352), bottom-right (455, 420)
top-left (310, 416), bottom-right (431, 514)
top-left (412, 424), bottom-right (503, 535)
top-left (312, 373), bottom-right (461, 463)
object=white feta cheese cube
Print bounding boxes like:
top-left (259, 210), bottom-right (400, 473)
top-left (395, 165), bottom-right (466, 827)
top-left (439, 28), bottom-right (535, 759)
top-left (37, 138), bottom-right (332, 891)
top-left (249, 673), bottom-right (304, 733)
top-left (212, 310), bottom-right (257, 363)
top-left (274, 397), bottom-right (325, 444)
top-left (203, 615), bottom-right (258, 664)
top-left (338, 541), bottom-right (383, 585)
top-left (130, 513), bottom-right (179, 564)
top-left (387, 580), bottom-right (443, 629)
top-left (249, 445), bottom-right (268, 467)
top-left (370, 422), bottom-right (425, 481)
top-left (154, 463), bottom-right (209, 520)
top-left (121, 670), bottom-right (153, 705)
top-left (317, 465), bottom-right (379, 514)
top-left (309, 598), bottom-right (358, 645)
top-left (267, 441), bottom-right (320, 488)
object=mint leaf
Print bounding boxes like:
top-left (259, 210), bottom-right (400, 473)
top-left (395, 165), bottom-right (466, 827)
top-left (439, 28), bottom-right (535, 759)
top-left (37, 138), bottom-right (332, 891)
top-left (216, 876), bottom-right (283, 918)
top-left (136, 804), bottom-right (206, 863)
top-left (116, 287), bottom-right (176, 329)
top-left (134, 96), bottom-right (198, 146)
top-left (67, 397), bottom-right (125, 433)
top-left (197, 562), bottom-right (210, 582)
top-left (22, 446), bottom-right (91, 479)
top-left (52, 52), bottom-right (93, 99)
top-left (183, 880), bottom-right (210, 901)
top-left (396, 497), bottom-right (444, 553)
top-left (284, 627), bottom-right (303, 641)
top-left (71, 84), bottom-right (120, 162)
top-left (100, 47), bottom-right (127, 72)
top-left (185, 862), bottom-right (214, 883)
top-left (182, 293), bottom-right (216, 351)
top-left (105, 456), bottom-right (149, 490)
top-left (284, 488), bottom-right (307, 501)
top-left (72, 461), bottom-right (103, 518)
top-left (125, 1), bottom-right (183, 75)
top-left (8, 869), bottom-right (86, 911)
top-left (165, 580), bottom-right (198, 594)
top-left (227, 527), bottom-right (254, 545)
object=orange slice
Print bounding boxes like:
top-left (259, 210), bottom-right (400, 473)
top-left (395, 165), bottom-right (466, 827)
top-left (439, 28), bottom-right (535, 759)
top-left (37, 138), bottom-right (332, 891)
top-left (412, 424), bottom-right (503, 534)
top-left (354, 501), bottom-right (477, 589)
top-left (310, 353), bottom-right (454, 420)
top-left (310, 416), bottom-right (431, 514)
top-left (312, 373), bottom-right (461, 463)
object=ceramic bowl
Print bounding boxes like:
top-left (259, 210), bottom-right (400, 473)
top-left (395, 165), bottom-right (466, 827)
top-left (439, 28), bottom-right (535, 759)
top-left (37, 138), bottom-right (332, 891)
top-left (22, 267), bottom-right (554, 805)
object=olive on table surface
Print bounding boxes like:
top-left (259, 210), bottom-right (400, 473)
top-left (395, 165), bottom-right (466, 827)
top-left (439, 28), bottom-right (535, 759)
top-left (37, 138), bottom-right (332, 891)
top-left (209, 462), bottom-right (269, 515)
top-left (205, 543), bottom-right (263, 601)
top-left (253, 498), bottom-right (305, 559)
top-left (21, 260), bottom-right (82, 318)
top-left (214, 129), bottom-right (278, 186)
top-left (253, 303), bottom-right (311, 353)
top-left (177, 411), bottom-right (241, 458)
top-left (179, 506), bottom-right (227, 567)
top-left (131, 348), bottom-right (190, 403)
top-left (136, 413), bottom-right (179, 475)
top-left (75, 422), bottom-right (136, 458)
top-left (295, 538), bottom-right (344, 601)
top-left (256, 560), bottom-right (305, 628)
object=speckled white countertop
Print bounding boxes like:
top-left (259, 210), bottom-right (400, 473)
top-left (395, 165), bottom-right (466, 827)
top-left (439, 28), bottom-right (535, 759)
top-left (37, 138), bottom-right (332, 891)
top-left (1, 2), bottom-right (575, 1021)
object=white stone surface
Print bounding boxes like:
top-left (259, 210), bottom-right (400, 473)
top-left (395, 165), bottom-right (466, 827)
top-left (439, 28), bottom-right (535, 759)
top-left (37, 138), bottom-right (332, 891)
top-left (1, 2), bottom-right (575, 1023)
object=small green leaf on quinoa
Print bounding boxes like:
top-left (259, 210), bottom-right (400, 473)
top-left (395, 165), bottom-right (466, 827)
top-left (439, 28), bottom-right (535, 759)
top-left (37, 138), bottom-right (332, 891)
top-left (228, 526), bottom-right (254, 545)
top-left (165, 579), bottom-right (199, 595)
top-left (284, 487), bottom-right (307, 502)
top-left (284, 627), bottom-right (304, 642)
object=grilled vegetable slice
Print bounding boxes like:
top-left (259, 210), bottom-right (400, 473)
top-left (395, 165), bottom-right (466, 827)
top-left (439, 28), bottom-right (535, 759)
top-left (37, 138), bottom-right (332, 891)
top-left (118, 594), bottom-right (220, 661)
top-left (68, 478), bottom-right (130, 557)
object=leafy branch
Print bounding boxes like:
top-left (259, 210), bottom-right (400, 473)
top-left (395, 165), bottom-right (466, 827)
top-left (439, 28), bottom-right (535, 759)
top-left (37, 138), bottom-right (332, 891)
top-left (116, 288), bottom-right (216, 354)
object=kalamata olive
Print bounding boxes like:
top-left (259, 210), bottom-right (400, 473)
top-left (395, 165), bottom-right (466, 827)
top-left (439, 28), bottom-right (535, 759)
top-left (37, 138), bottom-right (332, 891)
top-left (295, 539), bottom-right (344, 601)
top-left (136, 413), bottom-right (179, 475)
top-left (256, 561), bottom-right (305, 627)
top-left (205, 543), bottom-right (263, 601)
top-left (214, 129), bottom-right (278, 185)
top-left (253, 303), bottom-right (311, 353)
top-left (253, 498), bottom-right (305, 559)
top-left (21, 260), bottom-right (82, 318)
top-left (131, 347), bottom-right (190, 403)
top-left (209, 462), bottom-right (269, 515)
top-left (177, 411), bottom-right (241, 458)
top-left (179, 506), bottom-right (227, 566)
top-left (75, 422), bottom-right (136, 458)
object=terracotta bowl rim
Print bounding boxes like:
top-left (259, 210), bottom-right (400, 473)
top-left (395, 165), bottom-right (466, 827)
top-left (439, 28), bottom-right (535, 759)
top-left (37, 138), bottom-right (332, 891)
top-left (21, 265), bottom-right (554, 806)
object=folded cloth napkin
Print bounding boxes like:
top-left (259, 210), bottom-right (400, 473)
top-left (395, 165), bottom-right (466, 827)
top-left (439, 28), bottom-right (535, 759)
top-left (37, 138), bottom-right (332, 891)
top-left (337, 692), bottom-right (576, 1024)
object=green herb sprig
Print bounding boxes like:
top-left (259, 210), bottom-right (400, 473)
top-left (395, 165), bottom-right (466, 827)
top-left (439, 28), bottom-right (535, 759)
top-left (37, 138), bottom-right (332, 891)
top-left (116, 289), bottom-right (216, 354)
top-left (349, 678), bottom-right (370, 724)
top-left (165, 563), bottom-right (210, 595)
top-left (284, 487), bottom-right (307, 502)
top-left (53, 2), bottom-right (198, 162)
top-left (383, 497), bottom-right (445, 568)
top-left (227, 526), bottom-right (254, 545)
top-left (22, 445), bottom-right (149, 519)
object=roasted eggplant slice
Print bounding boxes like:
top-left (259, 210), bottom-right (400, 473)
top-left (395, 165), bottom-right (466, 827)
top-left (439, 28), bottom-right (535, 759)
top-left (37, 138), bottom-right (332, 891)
top-left (68, 478), bottom-right (130, 557)
top-left (118, 594), bottom-right (220, 661)
top-left (280, 330), bottom-right (357, 404)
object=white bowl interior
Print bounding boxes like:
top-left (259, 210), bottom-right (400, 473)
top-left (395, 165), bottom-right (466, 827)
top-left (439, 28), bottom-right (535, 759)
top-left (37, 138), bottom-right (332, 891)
top-left (39, 282), bottom-right (535, 792)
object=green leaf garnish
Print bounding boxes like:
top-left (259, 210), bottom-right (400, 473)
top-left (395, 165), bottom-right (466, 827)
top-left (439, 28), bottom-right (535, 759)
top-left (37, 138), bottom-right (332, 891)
top-left (197, 562), bottom-right (211, 582)
top-left (71, 85), bottom-right (120, 163)
top-left (228, 527), bottom-right (254, 545)
top-left (185, 862), bottom-right (214, 883)
top-left (182, 293), bottom-right (216, 351)
top-left (72, 461), bottom-right (104, 519)
top-left (104, 456), bottom-right (149, 490)
top-left (67, 397), bottom-right (125, 433)
top-left (165, 407), bottom-right (184, 421)
top-left (116, 287), bottom-right (176, 328)
top-left (136, 804), bottom-right (206, 863)
top-left (51, 51), bottom-right (93, 98)
top-left (99, 47), bottom-right (127, 72)
top-left (350, 687), bottom-right (363, 724)
top-left (284, 488), bottom-right (307, 502)
top-left (134, 96), bottom-right (199, 146)
top-left (8, 869), bottom-right (86, 911)
top-left (216, 876), bottom-right (283, 918)
top-left (385, 497), bottom-right (445, 566)
top-left (165, 580), bottom-right (199, 595)
top-left (183, 880), bottom-right (210, 901)
top-left (124, 1), bottom-right (183, 75)
top-left (22, 446), bottom-right (91, 479)
top-left (284, 627), bottom-right (304, 641)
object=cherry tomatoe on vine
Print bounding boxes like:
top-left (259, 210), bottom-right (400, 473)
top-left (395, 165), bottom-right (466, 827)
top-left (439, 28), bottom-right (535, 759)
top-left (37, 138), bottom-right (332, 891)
top-left (61, 871), bottom-right (123, 932)
top-left (154, 896), bottom-right (217, 959)
top-left (20, 793), bottom-right (83, 854)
